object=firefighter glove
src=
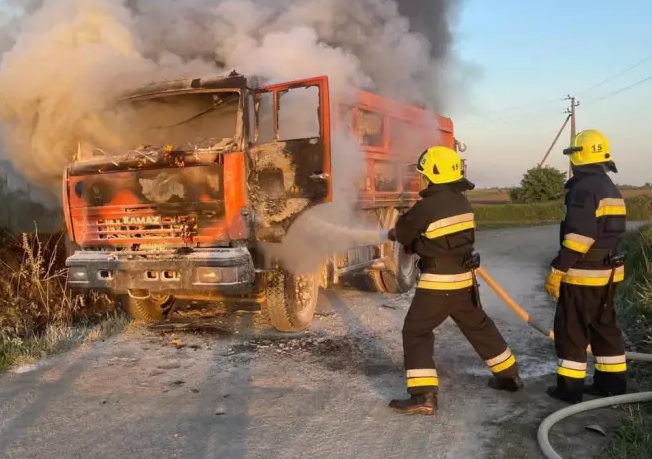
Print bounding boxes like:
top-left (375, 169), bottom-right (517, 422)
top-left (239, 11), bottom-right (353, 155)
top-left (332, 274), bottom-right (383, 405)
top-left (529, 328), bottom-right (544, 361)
top-left (545, 268), bottom-right (565, 300)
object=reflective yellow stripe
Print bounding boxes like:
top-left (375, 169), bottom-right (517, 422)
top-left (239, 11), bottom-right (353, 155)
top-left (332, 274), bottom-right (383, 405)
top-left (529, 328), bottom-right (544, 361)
top-left (417, 272), bottom-right (474, 291)
top-left (407, 369), bottom-right (438, 378)
top-left (557, 359), bottom-right (587, 378)
top-left (485, 348), bottom-right (512, 367)
top-left (558, 359), bottom-right (587, 371)
top-left (563, 266), bottom-right (625, 286)
top-left (490, 355), bottom-right (516, 374)
top-left (596, 198), bottom-right (626, 217)
top-left (557, 367), bottom-right (586, 378)
top-left (562, 233), bottom-right (595, 254)
top-left (424, 212), bottom-right (475, 239)
top-left (594, 355), bottom-right (627, 373)
top-left (407, 377), bottom-right (439, 388)
top-left (595, 363), bottom-right (627, 373)
top-left (595, 355), bottom-right (626, 364)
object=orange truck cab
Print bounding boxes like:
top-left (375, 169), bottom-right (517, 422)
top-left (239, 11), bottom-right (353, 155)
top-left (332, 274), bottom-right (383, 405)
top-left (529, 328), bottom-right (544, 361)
top-left (63, 70), bottom-right (464, 331)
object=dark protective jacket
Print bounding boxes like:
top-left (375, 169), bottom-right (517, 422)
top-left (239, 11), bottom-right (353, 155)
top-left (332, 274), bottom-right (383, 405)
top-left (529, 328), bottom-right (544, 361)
top-left (394, 178), bottom-right (476, 278)
top-left (551, 164), bottom-right (627, 285)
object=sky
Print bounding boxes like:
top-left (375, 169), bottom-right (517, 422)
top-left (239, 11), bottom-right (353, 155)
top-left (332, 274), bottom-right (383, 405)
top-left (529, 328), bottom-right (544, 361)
top-left (0, 1), bottom-right (649, 194)
top-left (449, 0), bottom-right (652, 187)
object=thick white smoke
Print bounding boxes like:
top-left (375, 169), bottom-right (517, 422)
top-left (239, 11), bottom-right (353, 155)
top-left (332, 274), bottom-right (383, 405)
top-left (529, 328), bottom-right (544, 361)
top-left (0, 0), bottom-right (462, 269)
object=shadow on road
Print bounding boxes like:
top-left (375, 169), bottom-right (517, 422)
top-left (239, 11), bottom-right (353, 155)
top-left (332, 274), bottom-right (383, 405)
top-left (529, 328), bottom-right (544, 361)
top-left (0, 348), bottom-right (96, 456)
top-left (321, 288), bottom-right (403, 399)
top-left (180, 313), bottom-right (256, 459)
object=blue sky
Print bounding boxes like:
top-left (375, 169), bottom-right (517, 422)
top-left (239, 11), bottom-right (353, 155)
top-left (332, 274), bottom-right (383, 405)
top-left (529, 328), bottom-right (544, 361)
top-left (0, 1), bottom-right (649, 190)
top-left (449, 0), bottom-right (652, 187)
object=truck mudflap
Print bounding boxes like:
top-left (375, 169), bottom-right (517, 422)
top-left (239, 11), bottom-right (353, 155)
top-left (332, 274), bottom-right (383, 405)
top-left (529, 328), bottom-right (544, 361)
top-left (65, 247), bottom-right (255, 294)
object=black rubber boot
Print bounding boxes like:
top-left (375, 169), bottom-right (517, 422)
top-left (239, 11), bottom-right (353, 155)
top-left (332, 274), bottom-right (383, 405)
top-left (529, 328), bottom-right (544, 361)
top-left (583, 385), bottom-right (610, 397)
top-left (583, 382), bottom-right (627, 397)
top-left (488, 375), bottom-right (524, 392)
top-left (546, 386), bottom-right (583, 404)
top-left (389, 392), bottom-right (437, 416)
top-left (586, 371), bottom-right (627, 397)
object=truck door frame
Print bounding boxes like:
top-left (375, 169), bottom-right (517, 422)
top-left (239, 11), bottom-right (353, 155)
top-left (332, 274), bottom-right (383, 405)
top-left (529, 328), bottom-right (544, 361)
top-left (252, 76), bottom-right (333, 203)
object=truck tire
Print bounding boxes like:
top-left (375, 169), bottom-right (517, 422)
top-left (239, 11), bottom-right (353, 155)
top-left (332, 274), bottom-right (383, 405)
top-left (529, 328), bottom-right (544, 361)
top-left (119, 290), bottom-right (174, 323)
top-left (381, 243), bottom-right (418, 294)
top-left (364, 270), bottom-right (388, 292)
top-left (63, 233), bottom-right (80, 258)
top-left (265, 265), bottom-right (319, 332)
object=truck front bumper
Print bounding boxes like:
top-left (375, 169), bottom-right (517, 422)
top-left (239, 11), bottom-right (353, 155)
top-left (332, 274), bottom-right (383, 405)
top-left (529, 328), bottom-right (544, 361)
top-left (65, 248), bottom-right (256, 295)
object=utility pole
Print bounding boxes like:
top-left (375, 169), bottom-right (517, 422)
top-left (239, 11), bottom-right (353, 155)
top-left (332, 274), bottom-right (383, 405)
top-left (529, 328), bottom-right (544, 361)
top-left (564, 95), bottom-right (580, 178)
top-left (539, 114), bottom-right (571, 167)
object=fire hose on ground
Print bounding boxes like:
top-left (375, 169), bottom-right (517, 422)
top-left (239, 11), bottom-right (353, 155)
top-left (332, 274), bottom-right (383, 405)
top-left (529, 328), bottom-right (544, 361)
top-left (474, 267), bottom-right (652, 459)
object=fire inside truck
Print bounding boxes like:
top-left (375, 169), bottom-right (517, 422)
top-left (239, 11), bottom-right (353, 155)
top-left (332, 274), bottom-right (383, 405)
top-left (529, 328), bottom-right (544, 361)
top-left (63, 71), bottom-right (466, 332)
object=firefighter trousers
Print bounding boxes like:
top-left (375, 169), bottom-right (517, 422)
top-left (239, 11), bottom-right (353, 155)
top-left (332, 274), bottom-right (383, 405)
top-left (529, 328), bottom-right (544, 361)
top-left (402, 286), bottom-right (519, 395)
top-left (554, 282), bottom-right (627, 399)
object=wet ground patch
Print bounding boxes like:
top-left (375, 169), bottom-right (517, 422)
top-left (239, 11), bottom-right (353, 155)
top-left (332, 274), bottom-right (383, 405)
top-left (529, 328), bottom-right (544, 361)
top-left (228, 334), bottom-right (398, 376)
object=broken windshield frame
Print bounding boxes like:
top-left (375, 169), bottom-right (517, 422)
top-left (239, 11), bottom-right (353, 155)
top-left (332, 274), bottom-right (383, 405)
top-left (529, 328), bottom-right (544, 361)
top-left (74, 89), bottom-right (243, 163)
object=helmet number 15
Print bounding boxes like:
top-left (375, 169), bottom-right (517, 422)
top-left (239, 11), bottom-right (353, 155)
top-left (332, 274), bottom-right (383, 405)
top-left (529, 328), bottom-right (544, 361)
top-left (591, 144), bottom-right (603, 153)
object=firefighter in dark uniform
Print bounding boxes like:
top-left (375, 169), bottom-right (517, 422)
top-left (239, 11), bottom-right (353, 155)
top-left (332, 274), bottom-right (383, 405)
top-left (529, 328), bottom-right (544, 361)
top-left (544, 129), bottom-right (628, 404)
top-left (387, 146), bottom-right (523, 416)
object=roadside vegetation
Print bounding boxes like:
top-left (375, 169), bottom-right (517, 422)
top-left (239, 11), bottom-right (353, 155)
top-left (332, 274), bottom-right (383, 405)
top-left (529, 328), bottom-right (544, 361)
top-left (470, 166), bottom-right (652, 226)
top-left (0, 228), bottom-right (125, 372)
top-left (602, 224), bottom-right (652, 458)
top-left (473, 195), bottom-right (652, 228)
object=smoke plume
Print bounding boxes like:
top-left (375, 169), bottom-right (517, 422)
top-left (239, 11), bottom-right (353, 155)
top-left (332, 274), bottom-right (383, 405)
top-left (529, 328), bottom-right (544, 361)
top-left (0, 0), bottom-right (463, 270)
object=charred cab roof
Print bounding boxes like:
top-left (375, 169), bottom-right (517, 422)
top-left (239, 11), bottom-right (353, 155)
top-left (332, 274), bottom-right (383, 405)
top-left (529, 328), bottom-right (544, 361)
top-left (122, 70), bottom-right (268, 101)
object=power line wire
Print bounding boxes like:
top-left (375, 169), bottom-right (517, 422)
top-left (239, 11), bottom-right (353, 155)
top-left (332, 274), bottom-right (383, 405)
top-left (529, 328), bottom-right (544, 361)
top-left (585, 73), bottom-right (652, 104)
top-left (465, 54), bottom-right (652, 127)
top-left (576, 54), bottom-right (652, 95)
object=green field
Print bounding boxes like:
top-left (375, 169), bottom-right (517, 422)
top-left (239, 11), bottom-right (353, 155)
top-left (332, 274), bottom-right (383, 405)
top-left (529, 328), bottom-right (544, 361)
top-left (472, 195), bottom-right (652, 227)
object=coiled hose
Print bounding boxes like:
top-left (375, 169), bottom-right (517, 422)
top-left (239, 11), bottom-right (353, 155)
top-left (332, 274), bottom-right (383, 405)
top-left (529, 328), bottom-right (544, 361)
top-left (475, 267), bottom-right (652, 459)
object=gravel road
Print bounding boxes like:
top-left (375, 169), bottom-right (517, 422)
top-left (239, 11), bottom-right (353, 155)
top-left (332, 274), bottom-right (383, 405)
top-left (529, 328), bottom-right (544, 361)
top-left (0, 224), bottom-right (641, 459)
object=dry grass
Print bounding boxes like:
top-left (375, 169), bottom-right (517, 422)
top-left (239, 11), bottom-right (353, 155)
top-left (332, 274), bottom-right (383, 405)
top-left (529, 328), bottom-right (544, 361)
top-left (0, 312), bottom-right (131, 371)
top-left (615, 225), bottom-right (652, 361)
top-left (0, 228), bottom-right (124, 371)
top-left (602, 224), bottom-right (652, 458)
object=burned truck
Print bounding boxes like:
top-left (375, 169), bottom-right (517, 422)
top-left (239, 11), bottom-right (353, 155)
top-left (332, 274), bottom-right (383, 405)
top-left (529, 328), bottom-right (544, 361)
top-left (63, 71), bottom-right (462, 332)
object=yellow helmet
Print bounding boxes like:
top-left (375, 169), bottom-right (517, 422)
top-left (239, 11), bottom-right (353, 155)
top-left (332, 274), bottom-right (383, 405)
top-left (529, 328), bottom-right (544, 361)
top-left (563, 129), bottom-right (615, 169)
top-left (416, 146), bottom-right (464, 184)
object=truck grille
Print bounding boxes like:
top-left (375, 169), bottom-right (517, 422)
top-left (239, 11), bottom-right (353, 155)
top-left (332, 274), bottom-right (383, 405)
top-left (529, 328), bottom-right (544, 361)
top-left (90, 215), bottom-right (198, 241)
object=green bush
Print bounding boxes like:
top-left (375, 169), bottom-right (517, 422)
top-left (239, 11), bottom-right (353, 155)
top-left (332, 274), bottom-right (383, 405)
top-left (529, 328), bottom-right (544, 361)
top-left (626, 195), bottom-right (652, 221)
top-left (510, 166), bottom-right (566, 203)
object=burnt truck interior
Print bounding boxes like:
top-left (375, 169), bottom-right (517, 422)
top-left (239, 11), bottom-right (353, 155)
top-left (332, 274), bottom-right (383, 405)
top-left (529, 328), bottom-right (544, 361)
top-left (65, 72), bottom-right (332, 248)
top-left (72, 90), bottom-right (242, 170)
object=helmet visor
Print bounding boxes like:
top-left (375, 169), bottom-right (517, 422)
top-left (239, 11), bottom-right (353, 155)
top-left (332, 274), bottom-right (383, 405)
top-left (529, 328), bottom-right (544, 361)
top-left (563, 146), bottom-right (582, 156)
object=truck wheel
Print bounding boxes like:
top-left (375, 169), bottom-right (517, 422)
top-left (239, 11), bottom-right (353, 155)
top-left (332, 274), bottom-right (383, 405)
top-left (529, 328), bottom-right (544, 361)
top-left (63, 233), bottom-right (80, 258)
top-left (120, 290), bottom-right (174, 323)
top-left (381, 243), bottom-right (418, 293)
top-left (364, 270), bottom-right (388, 292)
top-left (265, 265), bottom-right (319, 332)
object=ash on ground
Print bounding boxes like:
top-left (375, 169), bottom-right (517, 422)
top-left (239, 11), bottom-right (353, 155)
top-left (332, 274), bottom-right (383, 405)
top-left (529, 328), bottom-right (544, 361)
top-left (230, 335), bottom-right (398, 376)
